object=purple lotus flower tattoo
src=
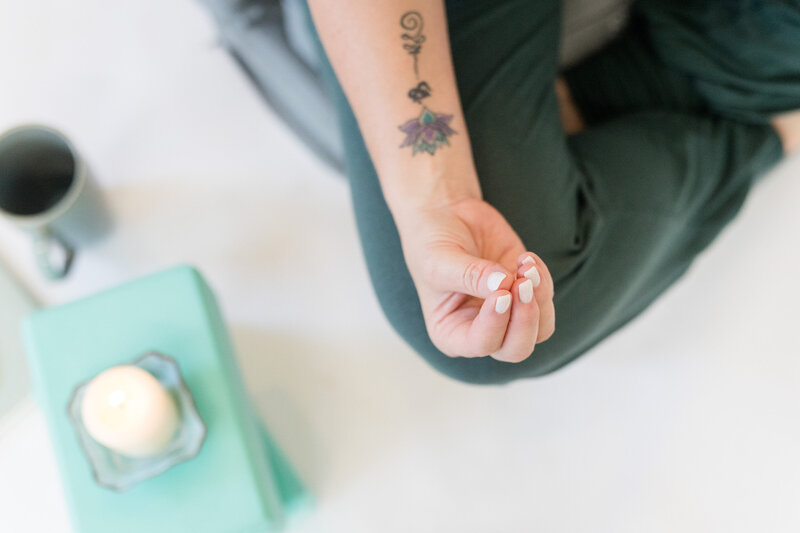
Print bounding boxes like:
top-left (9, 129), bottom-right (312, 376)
top-left (399, 106), bottom-right (456, 155)
top-left (398, 11), bottom-right (456, 155)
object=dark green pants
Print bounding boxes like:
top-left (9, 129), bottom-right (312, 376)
top-left (311, 0), bottom-right (786, 384)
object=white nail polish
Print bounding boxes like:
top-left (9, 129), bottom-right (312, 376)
top-left (495, 294), bottom-right (511, 314)
top-left (487, 272), bottom-right (506, 291)
top-left (524, 266), bottom-right (541, 288)
top-left (522, 256), bottom-right (535, 265)
top-left (519, 279), bottom-right (534, 303)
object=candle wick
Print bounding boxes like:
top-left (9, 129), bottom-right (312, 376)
top-left (107, 389), bottom-right (127, 408)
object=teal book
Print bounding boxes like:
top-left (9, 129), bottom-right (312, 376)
top-left (23, 265), bottom-right (309, 533)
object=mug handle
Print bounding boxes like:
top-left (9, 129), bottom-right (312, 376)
top-left (33, 227), bottom-right (75, 279)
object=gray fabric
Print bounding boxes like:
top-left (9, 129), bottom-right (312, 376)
top-left (281, 0), bottom-right (321, 70)
top-left (197, 0), bottom-right (344, 170)
top-left (560, 0), bottom-right (632, 66)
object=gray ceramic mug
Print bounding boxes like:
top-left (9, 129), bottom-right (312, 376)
top-left (0, 125), bottom-right (108, 279)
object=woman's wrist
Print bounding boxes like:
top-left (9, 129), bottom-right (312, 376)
top-left (377, 148), bottom-right (483, 227)
top-left (384, 171), bottom-right (482, 230)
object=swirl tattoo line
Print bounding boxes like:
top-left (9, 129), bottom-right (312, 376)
top-left (400, 11), bottom-right (425, 77)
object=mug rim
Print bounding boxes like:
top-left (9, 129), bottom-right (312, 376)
top-left (0, 123), bottom-right (87, 229)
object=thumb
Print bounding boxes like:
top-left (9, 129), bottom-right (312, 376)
top-left (428, 249), bottom-right (515, 299)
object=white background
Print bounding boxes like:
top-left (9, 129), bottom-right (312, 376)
top-left (1, 0), bottom-right (799, 531)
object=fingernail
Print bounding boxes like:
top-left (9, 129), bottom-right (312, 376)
top-left (522, 256), bottom-right (535, 265)
top-left (495, 294), bottom-right (511, 314)
top-left (519, 279), bottom-right (533, 303)
top-left (524, 265), bottom-right (541, 288)
top-left (487, 272), bottom-right (506, 291)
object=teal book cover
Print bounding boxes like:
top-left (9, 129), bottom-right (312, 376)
top-left (23, 265), bottom-right (309, 533)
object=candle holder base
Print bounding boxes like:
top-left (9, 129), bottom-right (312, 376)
top-left (67, 352), bottom-right (207, 492)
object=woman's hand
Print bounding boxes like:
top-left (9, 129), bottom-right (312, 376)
top-left (395, 197), bottom-right (556, 363)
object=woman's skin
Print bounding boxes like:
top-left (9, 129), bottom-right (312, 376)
top-left (309, 0), bottom-right (555, 363)
top-left (771, 110), bottom-right (800, 154)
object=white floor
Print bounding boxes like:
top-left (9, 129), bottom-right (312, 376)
top-left (1, 1), bottom-right (800, 532)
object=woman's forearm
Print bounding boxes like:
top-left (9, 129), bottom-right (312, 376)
top-left (308, 0), bottom-right (481, 222)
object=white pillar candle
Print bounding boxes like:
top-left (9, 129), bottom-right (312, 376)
top-left (80, 365), bottom-right (179, 458)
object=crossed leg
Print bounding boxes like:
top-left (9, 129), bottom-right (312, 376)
top-left (556, 14), bottom-right (800, 155)
top-left (557, 76), bottom-right (800, 154)
top-left (312, 0), bottom-right (786, 383)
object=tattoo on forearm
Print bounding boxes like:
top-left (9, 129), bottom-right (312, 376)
top-left (407, 81), bottom-right (431, 104)
top-left (398, 10), bottom-right (456, 155)
top-left (400, 11), bottom-right (425, 76)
